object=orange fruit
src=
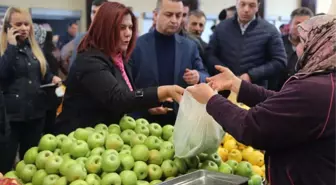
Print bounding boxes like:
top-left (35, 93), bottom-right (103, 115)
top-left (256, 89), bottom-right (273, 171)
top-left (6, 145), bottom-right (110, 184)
top-left (224, 139), bottom-right (238, 152)
top-left (218, 148), bottom-right (229, 162)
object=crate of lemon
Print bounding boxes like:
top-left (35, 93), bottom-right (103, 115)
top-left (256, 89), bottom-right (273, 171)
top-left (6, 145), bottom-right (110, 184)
top-left (217, 92), bottom-right (265, 185)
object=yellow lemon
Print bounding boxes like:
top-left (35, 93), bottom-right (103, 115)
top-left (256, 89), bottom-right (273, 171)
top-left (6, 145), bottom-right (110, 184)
top-left (228, 149), bottom-right (242, 163)
top-left (248, 151), bottom-right (265, 167)
top-left (252, 165), bottom-right (264, 177)
top-left (223, 133), bottom-right (234, 143)
top-left (242, 146), bottom-right (254, 161)
top-left (261, 165), bottom-right (265, 172)
top-left (218, 147), bottom-right (229, 162)
top-left (224, 139), bottom-right (238, 152)
top-left (237, 142), bottom-right (246, 150)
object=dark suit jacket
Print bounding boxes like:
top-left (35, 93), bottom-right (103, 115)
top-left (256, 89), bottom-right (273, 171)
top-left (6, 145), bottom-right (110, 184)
top-left (55, 49), bottom-right (160, 134)
top-left (130, 31), bottom-right (209, 89)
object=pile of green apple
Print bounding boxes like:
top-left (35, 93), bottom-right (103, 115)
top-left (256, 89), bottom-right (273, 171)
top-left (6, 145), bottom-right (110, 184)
top-left (4, 116), bottom-right (260, 185)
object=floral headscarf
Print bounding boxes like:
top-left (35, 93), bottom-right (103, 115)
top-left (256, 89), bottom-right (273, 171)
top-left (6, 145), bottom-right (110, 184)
top-left (33, 23), bottom-right (47, 47)
top-left (295, 15), bottom-right (336, 74)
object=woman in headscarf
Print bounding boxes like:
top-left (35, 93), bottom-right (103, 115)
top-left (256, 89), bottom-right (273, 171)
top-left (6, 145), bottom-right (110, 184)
top-left (187, 15), bottom-right (336, 185)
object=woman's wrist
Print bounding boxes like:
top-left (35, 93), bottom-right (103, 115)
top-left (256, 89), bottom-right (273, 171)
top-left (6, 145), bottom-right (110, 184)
top-left (231, 77), bottom-right (242, 95)
top-left (157, 86), bottom-right (169, 102)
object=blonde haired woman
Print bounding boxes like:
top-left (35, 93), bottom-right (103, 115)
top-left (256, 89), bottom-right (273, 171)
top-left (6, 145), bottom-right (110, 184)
top-left (0, 7), bottom-right (61, 173)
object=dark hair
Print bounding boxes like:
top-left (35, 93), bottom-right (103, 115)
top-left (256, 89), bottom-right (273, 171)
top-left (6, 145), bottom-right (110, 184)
top-left (78, 2), bottom-right (137, 60)
top-left (211, 25), bottom-right (216, 30)
top-left (156, 0), bottom-right (182, 10)
top-left (279, 24), bottom-right (285, 29)
top-left (226, 6), bottom-right (236, 12)
top-left (189, 9), bottom-right (206, 19)
top-left (182, 0), bottom-right (200, 11)
top-left (92, 0), bottom-right (107, 6)
top-left (68, 21), bottom-right (78, 27)
top-left (290, 7), bottom-right (314, 20)
top-left (218, 9), bottom-right (227, 21)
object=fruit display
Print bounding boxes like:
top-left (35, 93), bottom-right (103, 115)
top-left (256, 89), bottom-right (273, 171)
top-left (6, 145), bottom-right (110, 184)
top-left (217, 92), bottom-right (265, 185)
top-left (4, 115), bottom-right (262, 185)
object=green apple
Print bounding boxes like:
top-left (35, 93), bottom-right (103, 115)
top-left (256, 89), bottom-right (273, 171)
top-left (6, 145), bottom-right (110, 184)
top-left (74, 128), bottom-right (91, 141)
top-left (119, 116), bottom-right (136, 131)
top-left (130, 134), bottom-right (147, 147)
top-left (120, 170), bottom-right (137, 185)
top-left (62, 153), bottom-right (72, 161)
top-left (248, 174), bottom-right (263, 185)
top-left (144, 136), bottom-right (161, 150)
top-left (94, 123), bottom-right (108, 132)
top-left (102, 149), bottom-right (119, 158)
top-left (60, 159), bottom-right (76, 176)
top-left (226, 160), bottom-right (238, 171)
top-left (185, 156), bottom-right (200, 169)
top-left (131, 144), bottom-right (149, 162)
top-left (165, 177), bottom-right (175, 181)
top-left (108, 124), bottom-right (121, 135)
top-left (159, 141), bottom-right (175, 160)
top-left (162, 125), bottom-right (174, 141)
top-left (32, 169), bottom-right (47, 185)
top-left (45, 155), bottom-right (63, 174)
top-left (120, 154), bottom-right (135, 170)
top-left (120, 129), bottom-right (136, 145)
top-left (161, 160), bottom-right (178, 178)
top-left (16, 160), bottom-right (26, 176)
top-left (200, 160), bottom-right (219, 172)
top-left (66, 163), bottom-right (87, 182)
top-left (96, 130), bottom-right (108, 140)
top-left (85, 155), bottom-right (102, 174)
top-left (4, 171), bottom-right (18, 178)
top-left (149, 180), bottom-right (162, 185)
top-left (121, 144), bottom-right (131, 151)
top-left (148, 123), bottom-right (162, 137)
top-left (137, 180), bottom-right (150, 185)
top-left (119, 150), bottom-right (132, 158)
top-left (60, 137), bottom-right (73, 154)
top-left (148, 150), bottom-right (163, 165)
top-left (20, 164), bottom-right (37, 183)
top-left (54, 149), bottom-right (63, 156)
top-left (38, 134), bottom-right (58, 152)
top-left (134, 125), bottom-right (150, 136)
top-left (207, 152), bottom-right (222, 166)
top-left (56, 134), bottom-right (68, 148)
top-left (101, 173), bottom-right (121, 185)
top-left (173, 158), bottom-right (187, 174)
top-left (87, 132), bottom-right (105, 149)
top-left (235, 161), bottom-right (253, 178)
top-left (101, 172), bottom-right (108, 178)
top-left (197, 153), bottom-right (208, 162)
top-left (105, 134), bottom-right (124, 151)
top-left (102, 154), bottom-right (121, 172)
top-left (55, 176), bottom-right (67, 185)
top-left (68, 132), bottom-right (75, 140)
top-left (147, 164), bottom-right (162, 181)
top-left (36, 151), bottom-right (53, 169)
top-left (86, 174), bottom-right (101, 185)
top-left (43, 174), bottom-right (60, 185)
top-left (219, 163), bottom-right (233, 174)
top-left (70, 140), bottom-right (90, 158)
top-left (26, 183), bottom-right (33, 185)
top-left (135, 118), bottom-right (149, 127)
top-left (133, 161), bottom-right (148, 180)
top-left (23, 147), bottom-right (38, 164)
top-left (168, 136), bottom-right (173, 143)
top-left (90, 147), bottom-right (105, 156)
top-left (77, 157), bottom-right (88, 167)
top-left (70, 179), bottom-right (89, 185)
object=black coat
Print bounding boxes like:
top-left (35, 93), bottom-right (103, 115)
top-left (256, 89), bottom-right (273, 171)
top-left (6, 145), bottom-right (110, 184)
top-left (55, 49), bottom-right (160, 134)
top-left (0, 89), bottom-right (10, 143)
top-left (0, 42), bottom-right (54, 121)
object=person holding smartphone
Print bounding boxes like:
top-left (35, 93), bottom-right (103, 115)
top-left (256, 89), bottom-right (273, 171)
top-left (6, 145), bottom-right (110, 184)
top-left (0, 7), bottom-right (62, 173)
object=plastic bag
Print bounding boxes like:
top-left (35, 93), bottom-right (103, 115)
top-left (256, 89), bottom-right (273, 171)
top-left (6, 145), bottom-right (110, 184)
top-left (174, 90), bottom-right (225, 158)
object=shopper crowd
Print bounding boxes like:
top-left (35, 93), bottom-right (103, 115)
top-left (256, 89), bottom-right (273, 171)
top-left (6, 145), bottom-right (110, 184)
top-left (0, 0), bottom-right (335, 184)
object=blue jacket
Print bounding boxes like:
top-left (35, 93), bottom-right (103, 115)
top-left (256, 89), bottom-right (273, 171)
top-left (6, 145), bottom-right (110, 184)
top-left (130, 31), bottom-right (208, 89)
top-left (206, 15), bottom-right (287, 87)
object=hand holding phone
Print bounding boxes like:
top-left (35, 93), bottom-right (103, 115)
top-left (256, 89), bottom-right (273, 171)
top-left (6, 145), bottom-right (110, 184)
top-left (6, 23), bottom-right (20, 46)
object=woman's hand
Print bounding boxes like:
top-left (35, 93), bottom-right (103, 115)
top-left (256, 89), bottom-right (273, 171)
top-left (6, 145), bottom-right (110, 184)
top-left (52, 76), bottom-right (62, 85)
top-left (187, 83), bottom-right (216, 104)
top-left (206, 65), bottom-right (242, 94)
top-left (7, 27), bottom-right (20, 46)
top-left (158, 85), bottom-right (184, 103)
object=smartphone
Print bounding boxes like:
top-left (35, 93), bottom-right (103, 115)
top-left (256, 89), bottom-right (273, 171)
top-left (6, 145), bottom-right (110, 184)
top-left (4, 22), bottom-right (11, 33)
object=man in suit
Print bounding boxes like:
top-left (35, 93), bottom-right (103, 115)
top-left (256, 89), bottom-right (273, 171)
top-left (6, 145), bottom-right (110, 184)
top-left (130, 0), bottom-right (208, 125)
top-left (270, 7), bottom-right (314, 91)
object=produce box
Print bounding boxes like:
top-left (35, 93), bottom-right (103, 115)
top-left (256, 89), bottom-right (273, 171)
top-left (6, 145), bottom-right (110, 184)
top-left (160, 170), bottom-right (248, 185)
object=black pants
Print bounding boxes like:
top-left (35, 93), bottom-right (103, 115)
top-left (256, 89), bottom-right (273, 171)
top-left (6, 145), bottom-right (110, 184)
top-left (44, 108), bottom-right (57, 134)
top-left (0, 118), bottom-right (45, 173)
